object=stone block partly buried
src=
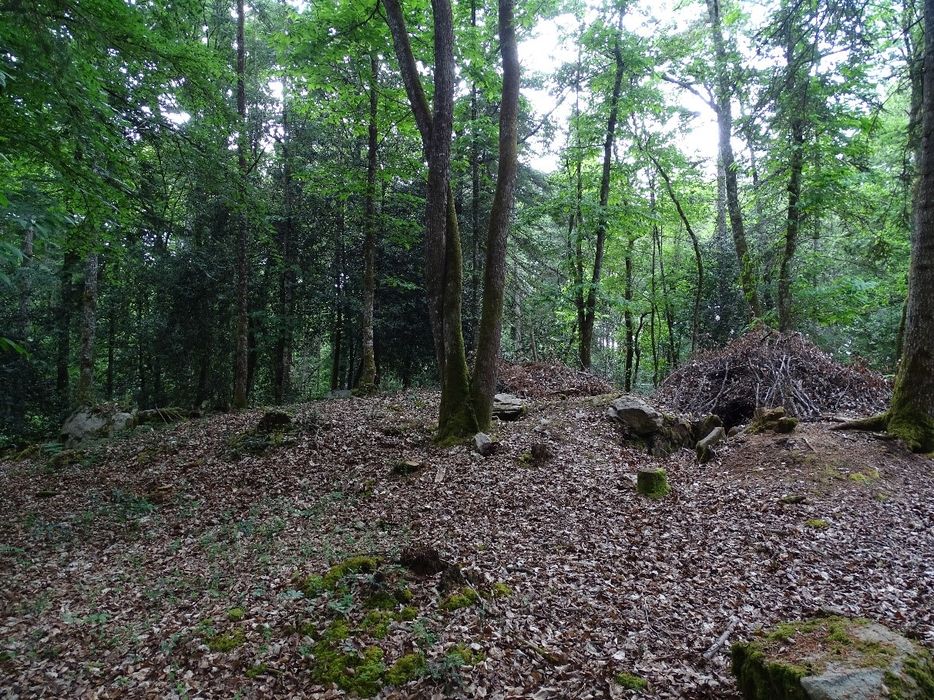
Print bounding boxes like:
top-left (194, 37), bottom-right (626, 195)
top-left (492, 393), bottom-right (526, 421)
top-left (473, 432), bottom-right (497, 456)
top-left (696, 426), bottom-right (726, 463)
top-left (731, 616), bottom-right (934, 700)
top-left (636, 468), bottom-right (669, 499)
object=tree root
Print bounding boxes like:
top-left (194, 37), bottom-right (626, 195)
top-left (829, 412), bottom-right (889, 432)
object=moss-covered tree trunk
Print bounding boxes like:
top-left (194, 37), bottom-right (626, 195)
top-left (470, 0), bottom-right (520, 432)
top-left (889, 0), bottom-right (934, 452)
top-left (707, 0), bottom-right (761, 321)
top-left (356, 53), bottom-right (379, 395)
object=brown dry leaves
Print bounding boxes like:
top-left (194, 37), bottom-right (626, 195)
top-left (0, 391), bottom-right (931, 699)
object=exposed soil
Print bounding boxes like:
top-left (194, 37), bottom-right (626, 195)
top-left (0, 392), bottom-right (931, 699)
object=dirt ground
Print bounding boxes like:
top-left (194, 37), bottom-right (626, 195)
top-left (1, 391), bottom-right (931, 699)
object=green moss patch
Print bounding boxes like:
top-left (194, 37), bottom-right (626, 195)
top-left (440, 587), bottom-right (480, 611)
top-left (386, 652), bottom-right (426, 685)
top-left (614, 671), bottom-right (648, 690)
top-left (732, 617), bottom-right (933, 699)
top-left (321, 555), bottom-right (380, 590)
top-left (227, 607), bottom-right (245, 621)
top-left (207, 628), bottom-right (245, 652)
top-left (805, 518), bottom-right (829, 529)
top-left (491, 582), bottom-right (513, 598)
top-left (636, 469), bottom-right (669, 499)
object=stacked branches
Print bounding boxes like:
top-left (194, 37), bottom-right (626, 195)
top-left (653, 330), bottom-right (891, 426)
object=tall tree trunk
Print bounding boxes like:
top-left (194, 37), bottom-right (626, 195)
top-left (470, 0), bottom-right (520, 431)
top-left (623, 237), bottom-right (634, 391)
top-left (648, 153), bottom-right (703, 354)
top-left (382, 0), bottom-right (476, 440)
top-left (56, 250), bottom-right (78, 403)
top-left (232, 0), bottom-right (249, 409)
top-left (580, 20), bottom-right (624, 370)
top-left (886, 0), bottom-right (934, 451)
top-left (273, 93), bottom-right (294, 404)
top-left (330, 205), bottom-right (345, 391)
top-left (357, 53), bottom-right (380, 393)
top-left (469, 0), bottom-right (481, 351)
top-left (75, 251), bottom-right (98, 407)
top-left (778, 116), bottom-right (804, 331)
top-left (707, 0), bottom-right (761, 320)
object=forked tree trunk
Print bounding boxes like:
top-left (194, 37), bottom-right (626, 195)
top-left (357, 53), bottom-right (380, 394)
top-left (382, 0), bottom-right (476, 441)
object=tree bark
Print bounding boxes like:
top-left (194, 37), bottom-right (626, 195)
top-left (232, 0), bottom-right (249, 409)
top-left (382, 0), bottom-right (476, 440)
top-left (624, 237), bottom-right (634, 391)
top-left (886, 0), bottom-right (934, 451)
top-left (75, 251), bottom-right (98, 407)
top-left (706, 0), bottom-right (760, 321)
top-left (357, 53), bottom-right (380, 394)
top-left (469, 0), bottom-right (520, 431)
top-left (580, 16), bottom-right (624, 370)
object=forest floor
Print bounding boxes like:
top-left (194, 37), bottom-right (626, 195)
top-left (1, 391), bottom-right (932, 699)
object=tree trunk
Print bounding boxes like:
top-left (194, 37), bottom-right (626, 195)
top-left (707, 0), bottom-right (760, 320)
top-left (649, 152), bottom-right (703, 354)
top-left (75, 252), bottom-right (98, 407)
top-left (382, 0), bottom-right (477, 441)
top-left (232, 0), bottom-right (249, 409)
top-left (273, 78), bottom-right (295, 404)
top-left (624, 237), bottom-right (634, 391)
top-left (470, 0), bottom-right (520, 431)
top-left (56, 250), bottom-right (78, 403)
top-left (778, 116), bottom-right (804, 331)
top-left (580, 19), bottom-right (624, 370)
top-left (887, 0), bottom-right (934, 451)
top-left (357, 53), bottom-right (380, 394)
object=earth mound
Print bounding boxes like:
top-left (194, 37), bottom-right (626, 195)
top-left (653, 329), bottom-right (891, 428)
top-left (497, 360), bottom-right (613, 399)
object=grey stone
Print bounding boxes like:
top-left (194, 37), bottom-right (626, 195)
top-left (61, 407), bottom-right (135, 447)
top-left (607, 396), bottom-right (664, 435)
top-left (473, 432), bottom-right (497, 456)
top-left (696, 426), bottom-right (726, 463)
top-left (493, 393), bottom-right (526, 421)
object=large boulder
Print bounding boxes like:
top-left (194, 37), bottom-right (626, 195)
top-left (607, 396), bottom-right (664, 435)
top-left (493, 393), bottom-right (526, 421)
top-left (61, 406), bottom-right (135, 447)
top-left (732, 617), bottom-right (934, 700)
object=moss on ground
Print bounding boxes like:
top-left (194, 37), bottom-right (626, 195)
top-left (440, 587), bottom-right (480, 611)
top-left (805, 518), bottom-right (829, 529)
top-left (491, 582), bottom-right (513, 598)
top-left (207, 628), bottom-right (245, 652)
top-left (386, 652), bottom-right (426, 685)
top-left (615, 671), bottom-right (648, 690)
top-left (227, 607), bottom-right (245, 621)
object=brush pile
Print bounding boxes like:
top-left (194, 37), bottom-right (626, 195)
top-left (653, 329), bottom-right (891, 427)
top-left (497, 360), bottom-right (614, 399)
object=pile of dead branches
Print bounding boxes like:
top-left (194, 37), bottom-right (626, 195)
top-left (497, 360), bottom-right (614, 399)
top-left (653, 329), bottom-right (891, 425)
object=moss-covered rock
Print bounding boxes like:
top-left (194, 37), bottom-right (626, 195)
top-left (732, 617), bottom-right (934, 699)
top-left (636, 468), bottom-right (669, 499)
